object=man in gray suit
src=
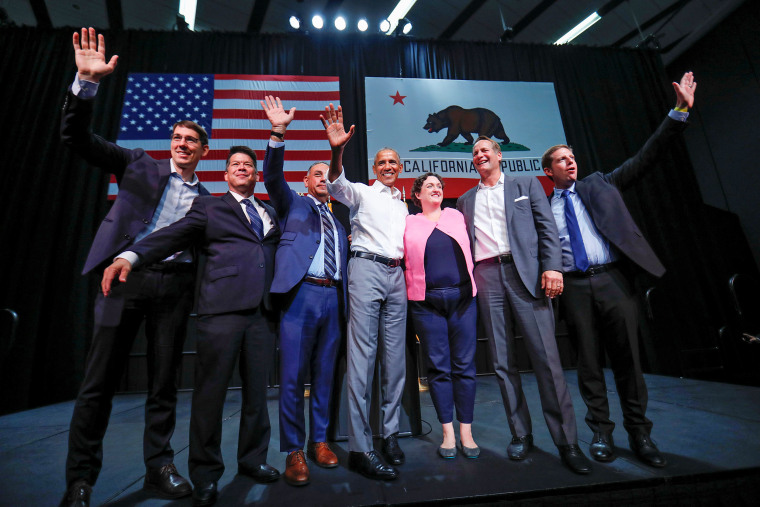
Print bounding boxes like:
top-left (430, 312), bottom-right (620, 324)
top-left (457, 138), bottom-right (592, 474)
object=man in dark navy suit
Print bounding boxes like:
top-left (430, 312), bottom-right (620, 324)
top-left (541, 71), bottom-right (697, 468)
top-left (103, 144), bottom-right (281, 506)
top-left (61, 28), bottom-right (209, 507)
top-left (260, 96), bottom-right (349, 486)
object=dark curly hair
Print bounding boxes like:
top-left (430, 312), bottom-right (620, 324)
top-left (411, 172), bottom-right (445, 208)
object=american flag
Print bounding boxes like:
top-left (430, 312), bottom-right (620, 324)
top-left (114, 73), bottom-right (340, 199)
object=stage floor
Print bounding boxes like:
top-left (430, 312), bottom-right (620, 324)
top-left (2, 370), bottom-right (760, 506)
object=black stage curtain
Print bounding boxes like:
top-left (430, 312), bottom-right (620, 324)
top-left (0, 27), bottom-right (731, 413)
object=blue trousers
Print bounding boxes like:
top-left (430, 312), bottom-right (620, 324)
top-left (409, 286), bottom-right (477, 424)
top-left (279, 281), bottom-right (342, 452)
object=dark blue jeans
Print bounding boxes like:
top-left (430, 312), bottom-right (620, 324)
top-left (410, 286), bottom-right (477, 424)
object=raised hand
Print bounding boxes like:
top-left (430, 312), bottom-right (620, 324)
top-left (73, 27), bottom-right (118, 83)
top-left (673, 71), bottom-right (696, 110)
top-left (260, 95), bottom-right (296, 135)
top-left (320, 103), bottom-right (355, 149)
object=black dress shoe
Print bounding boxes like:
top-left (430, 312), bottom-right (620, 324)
top-left (507, 434), bottom-right (533, 460)
top-left (192, 481), bottom-right (217, 507)
top-left (589, 432), bottom-right (615, 462)
top-left (144, 463), bottom-right (192, 498)
top-left (239, 463), bottom-right (281, 483)
top-left (348, 450), bottom-right (398, 480)
top-left (558, 444), bottom-right (593, 474)
top-left (382, 433), bottom-right (405, 465)
top-left (60, 480), bottom-right (91, 507)
top-left (629, 433), bottom-right (667, 468)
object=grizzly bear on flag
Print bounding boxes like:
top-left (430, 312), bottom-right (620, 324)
top-left (423, 105), bottom-right (510, 147)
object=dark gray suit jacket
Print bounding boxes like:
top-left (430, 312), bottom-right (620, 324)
top-left (457, 174), bottom-right (562, 298)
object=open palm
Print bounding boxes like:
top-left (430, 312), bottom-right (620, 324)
top-left (73, 27), bottom-right (118, 82)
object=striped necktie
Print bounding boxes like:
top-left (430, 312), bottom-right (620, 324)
top-left (319, 203), bottom-right (337, 279)
top-left (243, 198), bottom-right (264, 240)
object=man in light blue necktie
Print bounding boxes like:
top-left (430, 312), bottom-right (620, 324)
top-left (260, 96), bottom-right (350, 487)
top-left (542, 71), bottom-right (697, 469)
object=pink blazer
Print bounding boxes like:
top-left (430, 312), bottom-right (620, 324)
top-left (403, 207), bottom-right (477, 301)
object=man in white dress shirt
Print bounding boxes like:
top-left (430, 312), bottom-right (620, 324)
top-left (321, 104), bottom-right (407, 480)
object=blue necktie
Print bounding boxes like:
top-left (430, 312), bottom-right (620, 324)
top-left (243, 198), bottom-right (264, 240)
top-left (561, 190), bottom-right (590, 272)
top-left (319, 203), bottom-right (338, 279)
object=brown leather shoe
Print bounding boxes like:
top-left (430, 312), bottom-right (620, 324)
top-left (285, 450), bottom-right (310, 486)
top-left (307, 441), bottom-right (339, 468)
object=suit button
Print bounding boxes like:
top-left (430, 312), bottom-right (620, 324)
top-left (309, 255), bottom-right (314, 259)
top-left (316, 240), bottom-right (320, 244)
top-left (123, 234), bottom-right (131, 240)
top-left (143, 219), bottom-right (149, 224)
top-left (259, 263), bottom-right (264, 268)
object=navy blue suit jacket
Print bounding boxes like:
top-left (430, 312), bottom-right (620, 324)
top-left (263, 145), bottom-right (349, 312)
top-left (570, 116), bottom-right (687, 278)
top-left (61, 90), bottom-right (210, 274)
top-left (128, 192), bottom-right (280, 315)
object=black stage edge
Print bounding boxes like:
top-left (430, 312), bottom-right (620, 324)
top-left (2, 371), bottom-right (760, 506)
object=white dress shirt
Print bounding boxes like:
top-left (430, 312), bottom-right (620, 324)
top-left (473, 173), bottom-right (511, 262)
top-left (326, 169), bottom-right (407, 259)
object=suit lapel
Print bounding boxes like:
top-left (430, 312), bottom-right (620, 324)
top-left (462, 189), bottom-right (477, 241)
top-left (256, 197), bottom-right (279, 238)
top-left (503, 175), bottom-right (517, 226)
top-left (223, 192), bottom-right (255, 236)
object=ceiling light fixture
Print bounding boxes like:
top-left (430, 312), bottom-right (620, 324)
top-left (178, 0), bottom-right (197, 31)
top-left (554, 12), bottom-right (602, 45)
top-left (401, 18), bottom-right (412, 35)
top-left (312, 15), bottom-right (324, 29)
top-left (334, 16), bottom-right (347, 31)
top-left (380, 19), bottom-right (391, 33)
top-left (383, 0), bottom-right (418, 35)
top-left (357, 18), bottom-right (369, 32)
top-left (289, 16), bottom-right (301, 30)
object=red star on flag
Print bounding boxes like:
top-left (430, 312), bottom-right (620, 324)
top-left (390, 91), bottom-right (407, 105)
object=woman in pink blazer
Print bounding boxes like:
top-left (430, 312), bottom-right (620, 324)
top-left (404, 173), bottom-right (479, 459)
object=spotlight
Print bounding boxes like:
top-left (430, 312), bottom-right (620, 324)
top-left (401, 18), bottom-right (412, 35)
top-left (380, 18), bottom-right (391, 33)
top-left (334, 16), bottom-right (346, 31)
top-left (357, 18), bottom-right (368, 32)
top-left (499, 27), bottom-right (514, 43)
top-left (312, 15), bottom-right (324, 29)
top-left (289, 15), bottom-right (301, 30)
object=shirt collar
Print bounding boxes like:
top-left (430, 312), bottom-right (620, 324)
top-left (170, 159), bottom-right (200, 186)
top-left (307, 194), bottom-right (327, 207)
top-left (371, 180), bottom-right (402, 200)
top-left (229, 190), bottom-right (254, 203)
top-left (553, 182), bottom-right (577, 198)
top-left (478, 172), bottom-right (504, 190)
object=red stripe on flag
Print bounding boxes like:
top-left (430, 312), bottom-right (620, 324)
top-left (214, 90), bottom-right (340, 101)
top-left (144, 150), bottom-right (331, 161)
top-left (215, 74), bottom-right (339, 82)
top-left (109, 171), bottom-right (309, 184)
top-left (213, 129), bottom-right (327, 141)
top-left (213, 109), bottom-right (326, 120)
top-left (375, 175), bottom-right (555, 199)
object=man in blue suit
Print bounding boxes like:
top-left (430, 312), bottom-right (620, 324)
top-left (102, 144), bottom-right (281, 506)
top-left (260, 96), bottom-right (348, 486)
top-left (61, 28), bottom-right (209, 507)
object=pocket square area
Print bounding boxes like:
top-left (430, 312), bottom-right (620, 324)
top-left (514, 196), bottom-right (529, 202)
